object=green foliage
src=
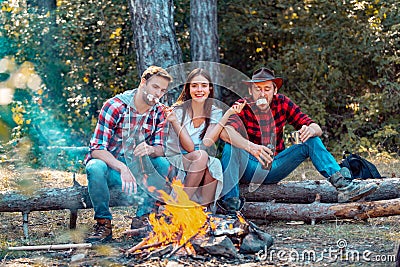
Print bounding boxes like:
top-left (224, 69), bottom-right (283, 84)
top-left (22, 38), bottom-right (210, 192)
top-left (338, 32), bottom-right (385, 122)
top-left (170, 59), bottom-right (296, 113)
top-left (219, 0), bottom-right (399, 156)
top-left (1, 0), bottom-right (140, 168)
top-left (54, 0), bottom-right (138, 140)
top-left (1, 0), bottom-right (138, 145)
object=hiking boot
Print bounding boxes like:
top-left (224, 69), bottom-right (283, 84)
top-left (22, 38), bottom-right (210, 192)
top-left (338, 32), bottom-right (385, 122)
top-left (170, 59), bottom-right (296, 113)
top-left (217, 197), bottom-right (245, 214)
top-left (86, 218), bottom-right (112, 243)
top-left (328, 167), bottom-right (378, 203)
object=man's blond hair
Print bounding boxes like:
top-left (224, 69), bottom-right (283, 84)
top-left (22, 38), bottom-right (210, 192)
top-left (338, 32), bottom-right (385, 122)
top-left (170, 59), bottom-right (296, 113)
top-left (141, 66), bottom-right (173, 83)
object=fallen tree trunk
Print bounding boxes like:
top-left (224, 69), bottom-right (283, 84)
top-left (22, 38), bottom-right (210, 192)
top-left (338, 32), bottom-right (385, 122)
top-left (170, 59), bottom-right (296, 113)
top-left (239, 178), bottom-right (400, 203)
top-left (242, 198), bottom-right (400, 221)
top-left (0, 184), bottom-right (136, 213)
top-left (1, 179), bottom-right (398, 213)
top-left (1, 178), bottom-right (399, 237)
top-left (0, 183), bottom-right (138, 237)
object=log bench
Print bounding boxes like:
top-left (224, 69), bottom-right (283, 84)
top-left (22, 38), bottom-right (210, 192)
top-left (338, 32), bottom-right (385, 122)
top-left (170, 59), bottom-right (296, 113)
top-left (1, 177), bottom-right (400, 238)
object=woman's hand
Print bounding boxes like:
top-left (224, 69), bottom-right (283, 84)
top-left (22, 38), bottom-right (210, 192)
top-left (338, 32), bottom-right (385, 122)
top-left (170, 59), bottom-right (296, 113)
top-left (226, 100), bottom-right (247, 116)
top-left (164, 107), bottom-right (178, 124)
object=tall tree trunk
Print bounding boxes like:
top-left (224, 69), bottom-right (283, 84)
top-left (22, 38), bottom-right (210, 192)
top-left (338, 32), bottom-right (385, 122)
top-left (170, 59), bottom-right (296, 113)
top-left (190, 0), bottom-right (219, 63)
top-left (190, 0), bottom-right (221, 99)
top-left (127, 0), bottom-right (183, 75)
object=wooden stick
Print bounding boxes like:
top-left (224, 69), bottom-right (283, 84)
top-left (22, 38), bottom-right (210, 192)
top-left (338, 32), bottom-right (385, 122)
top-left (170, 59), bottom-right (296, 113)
top-left (8, 243), bottom-right (92, 251)
top-left (165, 229), bottom-right (203, 258)
top-left (121, 227), bottom-right (147, 237)
top-left (125, 237), bottom-right (152, 254)
top-left (137, 241), bottom-right (163, 251)
top-left (144, 244), bottom-right (173, 260)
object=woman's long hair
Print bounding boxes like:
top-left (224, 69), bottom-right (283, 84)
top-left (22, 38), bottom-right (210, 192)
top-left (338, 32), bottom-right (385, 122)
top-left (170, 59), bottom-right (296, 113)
top-left (174, 68), bottom-right (214, 139)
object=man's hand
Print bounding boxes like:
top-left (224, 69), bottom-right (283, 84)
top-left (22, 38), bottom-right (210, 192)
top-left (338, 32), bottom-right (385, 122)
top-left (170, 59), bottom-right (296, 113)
top-left (248, 142), bottom-right (274, 167)
top-left (120, 165), bottom-right (137, 195)
top-left (299, 125), bottom-right (316, 143)
top-left (133, 141), bottom-right (155, 157)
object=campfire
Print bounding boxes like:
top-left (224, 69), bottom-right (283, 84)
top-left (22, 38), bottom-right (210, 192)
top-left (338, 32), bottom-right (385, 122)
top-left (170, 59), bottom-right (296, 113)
top-left (125, 180), bottom-right (273, 259)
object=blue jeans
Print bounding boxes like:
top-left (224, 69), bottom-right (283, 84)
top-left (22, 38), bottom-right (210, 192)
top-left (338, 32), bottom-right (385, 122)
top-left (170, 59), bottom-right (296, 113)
top-left (86, 156), bottom-right (170, 220)
top-left (221, 137), bottom-right (341, 199)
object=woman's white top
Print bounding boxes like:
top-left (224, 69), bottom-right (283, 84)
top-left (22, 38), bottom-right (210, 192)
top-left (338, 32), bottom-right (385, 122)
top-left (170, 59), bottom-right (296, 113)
top-left (165, 105), bottom-right (224, 211)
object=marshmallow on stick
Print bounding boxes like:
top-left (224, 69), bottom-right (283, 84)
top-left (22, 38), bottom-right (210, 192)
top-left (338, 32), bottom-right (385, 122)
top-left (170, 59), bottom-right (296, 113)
top-left (256, 98), bottom-right (268, 106)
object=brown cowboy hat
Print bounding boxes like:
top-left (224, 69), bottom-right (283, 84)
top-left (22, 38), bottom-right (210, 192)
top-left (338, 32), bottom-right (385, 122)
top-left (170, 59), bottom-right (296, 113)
top-left (243, 67), bottom-right (283, 89)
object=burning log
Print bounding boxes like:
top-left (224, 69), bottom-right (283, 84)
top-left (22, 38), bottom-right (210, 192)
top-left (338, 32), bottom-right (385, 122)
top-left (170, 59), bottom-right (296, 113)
top-left (122, 227), bottom-right (148, 238)
top-left (241, 198), bottom-right (400, 222)
top-left (126, 180), bottom-right (274, 258)
top-left (124, 181), bottom-right (211, 257)
top-left (146, 244), bottom-right (174, 259)
top-left (125, 237), bottom-right (164, 255)
top-left (239, 178), bottom-right (400, 203)
top-left (166, 230), bottom-right (203, 258)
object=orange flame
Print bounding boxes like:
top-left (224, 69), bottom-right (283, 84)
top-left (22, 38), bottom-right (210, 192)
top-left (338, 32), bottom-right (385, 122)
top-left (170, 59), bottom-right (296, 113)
top-left (237, 213), bottom-right (247, 224)
top-left (144, 179), bottom-right (209, 248)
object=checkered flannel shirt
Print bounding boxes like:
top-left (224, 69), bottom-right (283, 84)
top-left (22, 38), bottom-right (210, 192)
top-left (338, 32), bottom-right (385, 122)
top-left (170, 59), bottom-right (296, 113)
top-left (84, 93), bottom-right (168, 164)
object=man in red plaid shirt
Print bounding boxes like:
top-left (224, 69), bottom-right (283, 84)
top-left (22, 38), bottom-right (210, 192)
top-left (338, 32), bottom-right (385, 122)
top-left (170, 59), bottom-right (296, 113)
top-left (84, 66), bottom-right (172, 242)
top-left (219, 67), bottom-right (378, 212)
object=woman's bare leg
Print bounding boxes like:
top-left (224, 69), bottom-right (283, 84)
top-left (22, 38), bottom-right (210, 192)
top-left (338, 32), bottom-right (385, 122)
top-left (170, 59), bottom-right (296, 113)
top-left (200, 168), bottom-right (217, 207)
top-left (182, 150), bottom-right (208, 199)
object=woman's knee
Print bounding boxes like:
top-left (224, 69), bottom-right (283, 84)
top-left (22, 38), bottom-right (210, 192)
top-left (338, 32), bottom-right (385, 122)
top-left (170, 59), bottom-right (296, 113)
top-left (187, 150), bottom-right (209, 163)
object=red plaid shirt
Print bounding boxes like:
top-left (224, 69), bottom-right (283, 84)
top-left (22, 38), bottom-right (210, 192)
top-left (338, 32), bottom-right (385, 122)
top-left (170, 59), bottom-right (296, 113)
top-left (227, 94), bottom-right (314, 154)
top-left (84, 89), bottom-right (168, 164)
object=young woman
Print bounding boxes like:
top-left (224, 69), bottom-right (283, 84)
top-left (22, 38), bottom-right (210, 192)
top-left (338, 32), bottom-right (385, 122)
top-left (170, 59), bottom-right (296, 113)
top-left (164, 68), bottom-right (245, 211)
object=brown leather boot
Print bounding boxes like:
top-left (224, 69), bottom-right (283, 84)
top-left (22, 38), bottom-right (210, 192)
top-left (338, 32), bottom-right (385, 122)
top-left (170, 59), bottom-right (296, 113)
top-left (86, 218), bottom-right (112, 243)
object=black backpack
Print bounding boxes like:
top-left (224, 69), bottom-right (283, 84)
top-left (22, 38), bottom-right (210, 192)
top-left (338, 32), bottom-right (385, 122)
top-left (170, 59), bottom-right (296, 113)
top-left (339, 151), bottom-right (383, 179)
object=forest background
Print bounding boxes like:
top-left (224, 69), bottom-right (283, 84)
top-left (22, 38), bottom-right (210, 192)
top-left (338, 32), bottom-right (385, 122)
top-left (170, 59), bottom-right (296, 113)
top-left (0, 0), bottom-right (399, 171)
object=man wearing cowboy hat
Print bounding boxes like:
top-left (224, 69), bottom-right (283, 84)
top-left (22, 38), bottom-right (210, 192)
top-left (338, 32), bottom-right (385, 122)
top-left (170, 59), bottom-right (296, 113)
top-left (218, 67), bottom-right (378, 212)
